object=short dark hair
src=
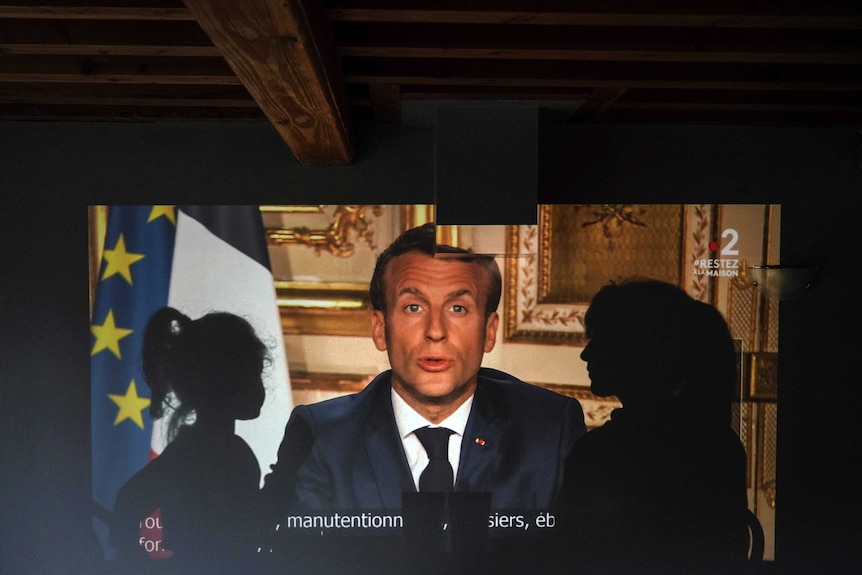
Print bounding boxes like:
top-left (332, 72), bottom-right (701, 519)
top-left (369, 222), bottom-right (501, 316)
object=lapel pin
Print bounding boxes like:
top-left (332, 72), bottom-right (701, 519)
top-left (474, 438), bottom-right (486, 446)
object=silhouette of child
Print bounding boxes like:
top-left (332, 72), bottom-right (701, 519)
top-left (553, 279), bottom-right (750, 574)
top-left (109, 307), bottom-right (268, 573)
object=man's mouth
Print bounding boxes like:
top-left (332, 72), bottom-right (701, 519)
top-left (418, 357), bottom-right (452, 372)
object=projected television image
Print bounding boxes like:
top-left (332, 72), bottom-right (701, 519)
top-left (89, 204), bottom-right (779, 573)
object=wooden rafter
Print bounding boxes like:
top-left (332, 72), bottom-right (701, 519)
top-left (181, 0), bottom-right (354, 165)
top-left (2, 1), bottom-right (862, 152)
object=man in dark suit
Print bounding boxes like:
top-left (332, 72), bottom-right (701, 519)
top-left (261, 223), bottom-right (586, 533)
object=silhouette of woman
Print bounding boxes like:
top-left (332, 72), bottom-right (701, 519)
top-left (553, 279), bottom-right (750, 574)
top-left (109, 307), bottom-right (268, 573)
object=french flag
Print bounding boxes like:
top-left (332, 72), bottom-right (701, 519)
top-left (156, 206), bottom-right (292, 465)
top-left (90, 205), bottom-right (292, 558)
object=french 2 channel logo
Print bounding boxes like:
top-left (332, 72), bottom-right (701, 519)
top-left (693, 228), bottom-right (740, 277)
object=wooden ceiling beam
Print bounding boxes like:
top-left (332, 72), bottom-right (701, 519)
top-left (400, 90), bottom-right (591, 101)
top-left (0, 81), bottom-right (253, 100)
top-left (0, 18), bottom-right (211, 44)
top-left (1, 3), bottom-right (860, 128)
top-left (332, 22), bottom-right (862, 65)
top-left (0, 73), bottom-right (241, 85)
top-left (9, 2), bottom-right (857, 29)
top-left (0, 85), bottom-right (251, 109)
top-left (0, 94), bottom-right (257, 108)
top-left (181, 0), bottom-right (354, 165)
top-left (342, 58), bottom-right (862, 91)
top-left (0, 54), bottom-right (239, 84)
top-left (0, 102), bottom-right (264, 121)
top-left (327, 8), bottom-right (862, 30)
top-left (0, 6), bottom-right (194, 21)
top-left (338, 45), bottom-right (862, 66)
top-left (0, 44), bottom-right (221, 57)
top-left (348, 73), bottom-right (862, 93)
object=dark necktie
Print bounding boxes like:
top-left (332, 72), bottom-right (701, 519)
top-left (414, 426), bottom-right (455, 493)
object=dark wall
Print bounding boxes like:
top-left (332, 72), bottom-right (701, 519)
top-left (2, 117), bottom-right (860, 574)
top-left (1, 120), bottom-right (436, 205)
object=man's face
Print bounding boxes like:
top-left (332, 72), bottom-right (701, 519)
top-left (371, 250), bottom-right (498, 422)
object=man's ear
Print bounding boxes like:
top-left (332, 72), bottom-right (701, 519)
top-left (371, 310), bottom-right (388, 351)
top-left (484, 312), bottom-right (499, 353)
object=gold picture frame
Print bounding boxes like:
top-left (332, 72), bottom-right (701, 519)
top-left (744, 351), bottom-right (779, 400)
top-left (267, 204), bottom-right (436, 337)
top-left (505, 204), bottom-right (716, 345)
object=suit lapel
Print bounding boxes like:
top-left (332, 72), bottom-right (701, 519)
top-left (456, 380), bottom-right (505, 493)
top-left (364, 379), bottom-right (414, 509)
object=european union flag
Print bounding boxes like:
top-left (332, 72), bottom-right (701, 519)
top-left (90, 205), bottom-right (293, 560)
top-left (90, 205), bottom-right (177, 557)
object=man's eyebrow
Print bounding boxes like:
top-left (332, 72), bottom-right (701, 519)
top-left (395, 287), bottom-right (476, 300)
top-left (396, 287), bottom-right (426, 299)
top-left (446, 288), bottom-right (476, 301)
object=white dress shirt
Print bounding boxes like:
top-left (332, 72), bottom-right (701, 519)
top-left (391, 387), bottom-right (474, 491)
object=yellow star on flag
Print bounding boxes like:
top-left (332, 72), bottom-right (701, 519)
top-left (109, 380), bottom-right (151, 429)
top-left (148, 205), bottom-right (176, 225)
top-left (91, 310), bottom-right (133, 359)
top-left (101, 234), bottom-right (145, 284)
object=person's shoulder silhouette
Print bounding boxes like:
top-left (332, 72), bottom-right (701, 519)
top-left (553, 279), bottom-right (750, 574)
top-left (108, 307), bottom-right (268, 573)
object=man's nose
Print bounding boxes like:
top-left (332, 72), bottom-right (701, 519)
top-left (425, 309), bottom-right (447, 341)
top-left (580, 342), bottom-right (591, 361)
